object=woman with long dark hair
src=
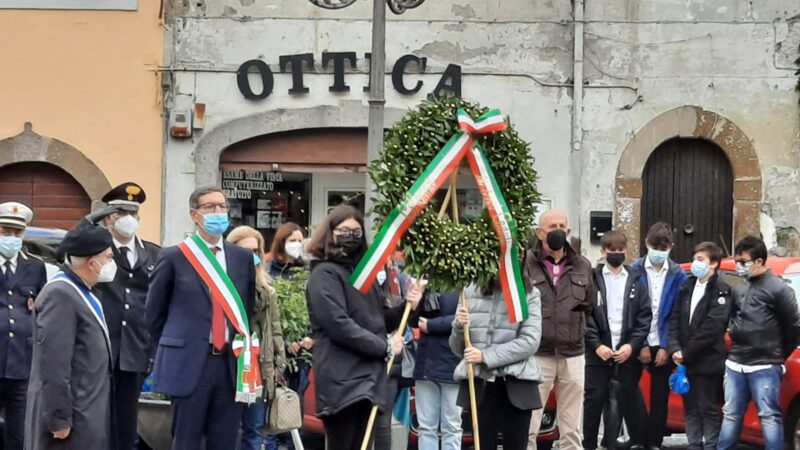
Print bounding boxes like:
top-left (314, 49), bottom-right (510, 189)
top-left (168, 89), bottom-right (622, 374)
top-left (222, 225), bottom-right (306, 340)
top-left (269, 222), bottom-right (305, 279)
top-left (305, 205), bottom-right (425, 450)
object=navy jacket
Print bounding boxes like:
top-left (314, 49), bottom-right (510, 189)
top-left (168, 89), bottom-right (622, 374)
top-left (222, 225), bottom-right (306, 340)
top-left (146, 240), bottom-right (255, 397)
top-left (0, 252), bottom-right (46, 380)
top-left (411, 292), bottom-right (461, 383)
top-left (630, 257), bottom-right (687, 348)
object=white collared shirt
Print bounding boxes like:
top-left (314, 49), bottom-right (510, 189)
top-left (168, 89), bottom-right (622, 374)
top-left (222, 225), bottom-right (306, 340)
top-left (645, 257), bottom-right (669, 346)
top-left (689, 279), bottom-right (708, 323)
top-left (603, 265), bottom-right (628, 350)
top-left (0, 253), bottom-right (19, 274)
top-left (113, 237), bottom-right (138, 267)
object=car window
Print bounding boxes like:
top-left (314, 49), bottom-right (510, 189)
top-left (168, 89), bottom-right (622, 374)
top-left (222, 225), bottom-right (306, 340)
top-left (782, 274), bottom-right (800, 304)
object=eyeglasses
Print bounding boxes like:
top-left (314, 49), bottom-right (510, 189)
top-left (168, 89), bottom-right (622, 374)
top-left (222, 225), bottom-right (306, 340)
top-left (333, 227), bottom-right (363, 239)
top-left (197, 202), bottom-right (229, 212)
top-left (734, 259), bottom-right (754, 265)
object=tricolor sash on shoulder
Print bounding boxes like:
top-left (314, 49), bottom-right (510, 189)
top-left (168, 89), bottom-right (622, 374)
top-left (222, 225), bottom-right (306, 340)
top-left (178, 234), bottom-right (262, 403)
top-left (50, 272), bottom-right (112, 357)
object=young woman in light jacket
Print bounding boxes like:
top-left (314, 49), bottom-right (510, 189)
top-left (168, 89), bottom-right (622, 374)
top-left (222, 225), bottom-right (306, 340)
top-left (450, 284), bottom-right (542, 450)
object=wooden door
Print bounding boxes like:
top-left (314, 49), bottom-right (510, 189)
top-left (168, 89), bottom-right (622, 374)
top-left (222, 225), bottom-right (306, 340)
top-left (640, 138), bottom-right (733, 263)
top-left (0, 162), bottom-right (91, 229)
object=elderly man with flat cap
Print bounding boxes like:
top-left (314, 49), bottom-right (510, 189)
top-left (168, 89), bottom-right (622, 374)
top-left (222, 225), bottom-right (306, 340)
top-left (0, 202), bottom-right (47, 450)
top-left (24, 210), bottom-right (117, 450)
top-left (94, 182), bottom-right (161, 450)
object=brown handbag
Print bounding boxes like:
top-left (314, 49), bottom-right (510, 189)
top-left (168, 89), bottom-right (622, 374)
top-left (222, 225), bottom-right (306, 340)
top-left (264, 385), bottom-right (302, 434)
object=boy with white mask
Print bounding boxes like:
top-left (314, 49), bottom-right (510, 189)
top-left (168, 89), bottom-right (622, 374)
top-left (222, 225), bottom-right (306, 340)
top-left (0, 202), bottom-right (47, 450)
top-left (95, 182), bottom-right (162, 450)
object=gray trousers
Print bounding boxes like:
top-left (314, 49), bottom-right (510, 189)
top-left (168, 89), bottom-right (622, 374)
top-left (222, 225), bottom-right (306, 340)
top-left (683, 374), bottom-right (722, 450)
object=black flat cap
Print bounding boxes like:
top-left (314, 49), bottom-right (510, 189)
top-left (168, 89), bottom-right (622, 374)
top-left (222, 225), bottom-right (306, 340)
top-left (101, 182), bottom-right (146, 212)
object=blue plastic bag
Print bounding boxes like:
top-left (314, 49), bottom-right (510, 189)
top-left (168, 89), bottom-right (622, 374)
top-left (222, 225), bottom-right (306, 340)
top-left (669, 364), bottom-right (690, 395)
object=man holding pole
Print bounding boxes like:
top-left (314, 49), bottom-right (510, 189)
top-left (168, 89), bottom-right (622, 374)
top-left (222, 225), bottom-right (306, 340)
top-left (525, 209), bottom-right (596, 450)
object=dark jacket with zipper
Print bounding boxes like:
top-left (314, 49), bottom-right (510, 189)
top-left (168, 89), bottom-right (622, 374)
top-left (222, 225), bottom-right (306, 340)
top-left (306, 259), bottom-right (405, 416)
top-left (667, 274), bottom-right (731, 376)
top-left (523, 236), bottom-right (596, 357)
top-left (727, 269), bottom-right (800, 366)
top-left (410, 292), bottom-right (460, 383)
top-left (630, 257), bottom-right (687, 348)
top-left (585, 264), bottom-right (652, 367)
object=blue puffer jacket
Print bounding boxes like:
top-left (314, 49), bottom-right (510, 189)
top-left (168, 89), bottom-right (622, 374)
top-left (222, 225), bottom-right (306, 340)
top-left (411, 292), bottom-right (461, 384)
top-left (630, 257), bottom-right (687, 347)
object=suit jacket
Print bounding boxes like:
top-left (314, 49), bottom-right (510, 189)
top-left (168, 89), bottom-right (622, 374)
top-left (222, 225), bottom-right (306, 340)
top-left (95, 237), bottom-right (161, 373)
top-left (667, 274), bottom-right (731, 376)
top-left (25, 268), bottom-right (113, 450)
top-left (0, 252), bottom-right (46, 380)
top-left (585, 264), bottom-right (652, 367)
top-left (146, 238), bottom-right (255, 397)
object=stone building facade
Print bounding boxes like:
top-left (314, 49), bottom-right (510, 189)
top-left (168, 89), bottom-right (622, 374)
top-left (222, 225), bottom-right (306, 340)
top-left (161, 0), bottom-right (800, 262)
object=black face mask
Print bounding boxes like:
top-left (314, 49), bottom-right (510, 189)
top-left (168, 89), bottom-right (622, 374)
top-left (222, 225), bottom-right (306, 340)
top-left (605, 252), bottom-right (626, 268)
top-left (334, 234), bottom-right (363, 257)
top-left (546, 229), bottom-right (567, 251)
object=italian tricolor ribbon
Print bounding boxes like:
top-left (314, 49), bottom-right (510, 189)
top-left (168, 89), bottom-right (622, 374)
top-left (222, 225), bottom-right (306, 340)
top-left (178, 234), bottom-right (263, 403)
top-left (350, 108), bottom-right (528, 323)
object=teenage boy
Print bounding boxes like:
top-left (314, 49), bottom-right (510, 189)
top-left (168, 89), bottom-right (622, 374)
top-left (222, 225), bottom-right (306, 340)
top-left (583, 231), bottom-right (651, 450)
top-left (667, 241), bottom-right (731, 450)
top-left (630, 222), bottom-right (687, 450)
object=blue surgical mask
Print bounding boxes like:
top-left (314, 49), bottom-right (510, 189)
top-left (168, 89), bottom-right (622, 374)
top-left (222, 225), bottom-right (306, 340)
top-left (203, 213), bottom-right (229, 237)
top-left (0, 236), bottom-right (22, 259)
top-left (647, 247), bottom-right (670, 265)
top-left (691, 259), bottom-right (709, 279)
top-left (253, 253), bottom-right (261, 267)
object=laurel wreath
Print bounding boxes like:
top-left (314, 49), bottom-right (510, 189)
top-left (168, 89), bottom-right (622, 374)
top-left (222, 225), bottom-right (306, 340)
top-left (369, 96), bottom-right (541, 292)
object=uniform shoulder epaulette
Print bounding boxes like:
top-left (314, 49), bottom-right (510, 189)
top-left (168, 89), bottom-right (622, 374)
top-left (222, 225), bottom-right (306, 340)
top-left (22, 251), bottom-right (44, 262)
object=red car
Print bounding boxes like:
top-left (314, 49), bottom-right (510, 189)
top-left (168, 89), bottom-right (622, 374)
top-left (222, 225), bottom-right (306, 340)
top-left (628, 257), bottom-right (800, 448)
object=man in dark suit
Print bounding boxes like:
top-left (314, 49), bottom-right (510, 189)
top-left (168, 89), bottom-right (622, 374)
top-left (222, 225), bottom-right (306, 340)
top-left (667, 242), bottom-right (731, 450)
top-left (94, 182), bottom-right (161, 450)
top-left (583, 230), bottom-right (651, 450)
top-left (0, 202), bottom-right (47, 450)
top-left (146, 186), bottom-right (255, 450)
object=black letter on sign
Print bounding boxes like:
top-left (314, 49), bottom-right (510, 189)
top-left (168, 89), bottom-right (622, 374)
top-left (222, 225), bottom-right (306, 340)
top-left (392, 54), bottom-right (427, 95)
top-left (279, 53), bottom-right (314, 94)
top-left (322, 52), bottom-right (357, 92)
top-left (363, 52), bottom-right (372, 92)
top-left (433, 64), bottom-right (462, 98)
top-left (237, 59), bottom-right (274, 100)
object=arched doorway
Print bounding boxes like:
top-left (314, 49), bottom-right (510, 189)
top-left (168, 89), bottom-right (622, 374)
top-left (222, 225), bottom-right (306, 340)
top-left (640, 138), bottom-right (733, 262)
top-left (0, 162), bottom-right (91, 229)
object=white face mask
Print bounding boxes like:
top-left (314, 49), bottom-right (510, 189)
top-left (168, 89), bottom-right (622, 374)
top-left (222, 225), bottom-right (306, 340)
top-left (285, 241), bottom-right (303, 260)
top-left (376, 270), bottom-right (387, 286)
top-left (94, 258), bottom-right (118, 283)
top-left (113, 215), bottom-right (139, 238)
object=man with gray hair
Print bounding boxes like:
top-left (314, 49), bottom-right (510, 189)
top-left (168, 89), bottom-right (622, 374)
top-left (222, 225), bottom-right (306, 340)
top-left (25, 210), bottom-right (117, 450)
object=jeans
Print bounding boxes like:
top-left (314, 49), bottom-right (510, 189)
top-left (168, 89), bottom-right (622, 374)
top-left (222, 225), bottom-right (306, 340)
top-left (415, 380), bottom-right (462, 450)
top-left (241, 398), bottom-right (267, 450)
top-left (717, 365), bottom-right (782, 450)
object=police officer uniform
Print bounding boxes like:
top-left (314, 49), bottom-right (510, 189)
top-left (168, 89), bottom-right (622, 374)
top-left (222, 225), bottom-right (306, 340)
top-left (94, 183), bottom-right (160, 450)
top-left (0, 202), bottom-right (46, 450)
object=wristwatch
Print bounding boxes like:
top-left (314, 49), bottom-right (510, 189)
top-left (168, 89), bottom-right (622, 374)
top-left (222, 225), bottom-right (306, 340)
top-left (385, 339), bottom-right (394, 362)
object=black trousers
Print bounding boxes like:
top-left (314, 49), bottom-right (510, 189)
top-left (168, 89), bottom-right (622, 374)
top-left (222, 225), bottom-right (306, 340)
top-left (321, 400), bottom-right (374, 450)
top-left (374, 377), bottom-right (399, 450)
top-left (0, 378), bottom-right (27, 450)
top-left (476, 379), bottom-right (532, 450)
top-left (683, 374), bottom-right (722, 450)
top-left (113, 368), bottom-right (143, 450)
top-left (583, 363), bottom-right (647, 449)
top-left (637, 347), bottom-right (674, 448)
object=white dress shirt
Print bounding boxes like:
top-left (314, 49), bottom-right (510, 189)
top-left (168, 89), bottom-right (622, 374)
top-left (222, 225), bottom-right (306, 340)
top-left (113, 237), bottom-right (138, 267)
top-left (0, 254), bottom-right (18, 274)
top-left (689, 279), bottom-right (708, 323)
top-left (645, 257), bottom-right (669, 346)
top-left (603, 265), bottom-right (629, 350)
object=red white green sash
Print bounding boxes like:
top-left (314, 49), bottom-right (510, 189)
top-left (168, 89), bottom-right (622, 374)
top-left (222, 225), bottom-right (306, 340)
top-left (350, 109), bottom-right (528, 323)
top-left (178, 234), bottom-right (263, 403)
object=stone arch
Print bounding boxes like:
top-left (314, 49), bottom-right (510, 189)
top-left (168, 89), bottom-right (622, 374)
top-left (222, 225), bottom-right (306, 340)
top-left (193, 101), bottom-right (409, 186)
top-left (615, 106), bottom-right (761, 258)
top-left (0, 123), bottom-right (112, 205)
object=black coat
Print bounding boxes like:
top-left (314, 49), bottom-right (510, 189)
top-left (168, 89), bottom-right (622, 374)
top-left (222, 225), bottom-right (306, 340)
top-left (410, 292), bottom-right (460, 383)
top-left (667, 274), bottom-right (731, 376)
top-left (585, 265), bottom-right (652, 367)
top-left (0, 252), bottom-right (46, 380)
top-left (95, 237), bottom-right (160, 373)
top-left (306, 260), bottom-right (404, 416)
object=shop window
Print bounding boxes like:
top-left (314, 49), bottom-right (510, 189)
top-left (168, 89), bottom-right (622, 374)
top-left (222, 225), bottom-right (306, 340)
top-left (0, 0), bottom-right (137, 9)
top-left (327, 190), bottom-right (365, 214)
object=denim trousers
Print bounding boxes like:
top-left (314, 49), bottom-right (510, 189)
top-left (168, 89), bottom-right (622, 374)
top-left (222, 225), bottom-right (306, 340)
top-left (717, 365), bottom-right (782, 450)
top-left (414, 380), bottom-right (463, 450)
top-left (241, 397), bottom-right (268, 450)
